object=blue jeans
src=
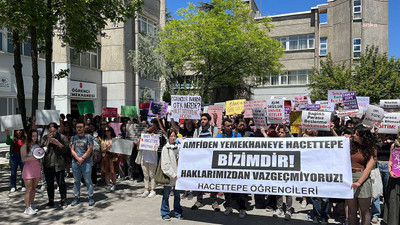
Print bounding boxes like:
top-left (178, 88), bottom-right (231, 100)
top-left (10, 152), bottom-right (25, 188)
top-left (72, 161), bottom-right (93, 198)
top-left (312, 198), bottom-right (329, 219)
top-left (161, 186), bottom-right (182, 218)
top-left (371, 162), bottom-right (390, 218)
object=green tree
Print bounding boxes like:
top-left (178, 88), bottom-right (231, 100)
top-left (309, 54), bottom-right (352, 101)
top-left (309, 47), bottom-right (400, 104)
top-left (159, 0), bottom-right (283, 102)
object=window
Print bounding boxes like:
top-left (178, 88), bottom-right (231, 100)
top-left (276, 35), bottom-right (315, 51)
top-left (320, 37), bottom-right (327, 55)
top-left (0, 30), bottom-right (2, 51)
top-left (353, 0), bottom-right (362, 20)
top-left (138, 15), bottom-right (158, 35)
top-left (7, 28), bottom-right (13, 53)
top-left (353, 38), bottom-right (361, 58)
top-left (5, 27), bottom-right (31, 56)
top-left (258, 70), bottom-right (312, 86)
top-left (70, 47), bottom-right (99, 69)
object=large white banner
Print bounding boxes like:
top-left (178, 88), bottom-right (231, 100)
top-left (300, 111), bottom-right (332, 131)
top-left (0, 115), bottom-right (24, 131)
top-left (378, 113), bottom-right (400, 134)
top-left (176, 137), bottom-right (353, 198)
top-left (171, 95), bottom-right (201, 120)
top-left (35, 110), bottom-right (60, 125)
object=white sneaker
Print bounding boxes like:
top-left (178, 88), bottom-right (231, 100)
top-left (147, 190), bottom-right (156, 198)
top-left (110, 184), bottom-right (116, 191)
top-left (10, 188), bottom-right (16, 193)
top-left (239, 209), bottom-right (246, 219)
top-left (38, 185), bottom-right (46, 193)
top-left (273, 209), bottom-right (284, 218)
top-left (140, 190), bottom-right (149, 198)
top-left (26, 207), bottom-right (37, 215)
top-left (223, 207), bottom-right (233, 216)
top-left (21, 187), bottom-right (26, 192)
top-left (30, 205), bottom-right (38, 212)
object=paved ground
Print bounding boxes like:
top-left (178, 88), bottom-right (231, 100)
top-left (0, 146), bottom-right (372, 225)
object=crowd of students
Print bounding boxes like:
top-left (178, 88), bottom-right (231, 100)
top-left (5, 108), bottom-right (400, 225)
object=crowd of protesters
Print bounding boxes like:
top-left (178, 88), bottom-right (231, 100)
top-left (4, 103), bottom-right (400, 225)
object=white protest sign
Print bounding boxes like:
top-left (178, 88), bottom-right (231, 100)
top-left (300, 111), bottom-right (332, 131)
top-left (328, 90), bottom-right (348, 104)
top-left (139, 133), bottom-right (160, 151)
top-left (171, 95), bottom-right (201, 120)
top-left (111, 138), bottom-right (134, 155)
top-left (167, 106), bottom-right (172, 122)
top-left (356, 97), bottom-right (370, 111)
top-left (252, 108), bottom-right (267, 129)
top-left (336, 109), bottom-right (360, 118)
top-left (0, 114), bottom-right (24, 132)
top-left (266, 99), bottom-right (284, 124)
top-left (35, 110), bottom-right (60, 125)
top-left (203, 106), bottom-right (209, 113)
top-left (380, 100), bottom-right (400, 110)
top-left (316, 101), bottom-right (335, 111)
top-left (362, 105), bottom-right (386, 127)
top-left (214, 102), bottom-right (226, 112)
top-left (378, 113), bottom-right (400, 134)
top-left (176, 137), bottom-right (353, 199)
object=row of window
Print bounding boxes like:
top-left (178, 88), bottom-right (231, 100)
top-left (138, 15), bottom-right (158, 35)
top-left (70, 48), bottom-right (99, 69)
top-left (276, 35), bottom-right (315, 51)
top-left (354, 0), bottom-right (362, 20)
top-left (139, 70), bottom-right (159, 81)
top-left (257, 70), bottom-right (313, 86)
top-left (0, 28), bottom-right (40, 57)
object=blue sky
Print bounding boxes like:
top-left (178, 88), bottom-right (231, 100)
top-left (166, 0), bottom-right (399, 58)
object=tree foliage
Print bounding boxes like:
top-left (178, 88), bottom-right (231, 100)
top-left (309, 46), bottom-right (400, 104)
top-left (159, 0), bottom-right (283, 102)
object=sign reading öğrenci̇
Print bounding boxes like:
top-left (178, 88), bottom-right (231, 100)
top-left (176, 137), bottom-right (353, 199)
top-left (171, 95), bottom-right (202, 120)
top-left (69, 80), bottom-right (97, 99)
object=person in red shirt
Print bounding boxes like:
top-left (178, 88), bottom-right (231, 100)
top-left (6, 129), bottom-right (26, 193)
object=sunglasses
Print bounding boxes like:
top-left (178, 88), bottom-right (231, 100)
top-left (105, 130), bottom-right (111, 132)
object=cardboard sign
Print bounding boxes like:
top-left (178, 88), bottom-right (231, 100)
top-left (392, 149), bottom-right (400, 177)
top-left (126, 124), bottom-right (148, 141)
top-left (289, 111), bottom-right (302, 134)
top-left (362, 105), bottom-right (385, 127)
top-left (284, 106), bottom-right (291, 123)
top-left (316, 101), bottom-right (335, 111)
top-left (244, 100), bottom-right (267, 118)
top-left (121, 106), bottom-right (137, 118)
top-left (102, 107), bottom-right (118, 117)
top-left (342, 92), bottom-right (358, 110)
top-left (148, 101), bottom-right (169, 117)
top-left (294, 95), bottom-right (309, 107)
top-left (266, 99), bottom-right (284, 124)
top-left (176, 136), bottom-right (353, 199)
top-left (226, 99), bottom-right (246, 115)
top-left (336, 109), bottom-right (360, 118)
top-left (139, 133), bottom-right (160, 151)
top-left (171, 95), bottom-right (201, 120)
top-left (252, 108), bottom-right (267, 129)
top-left (380, 100), bottom-right (400, 110)
top-left (109, 123), bottom-right (123, 136)
top-left (378, 113), bottom-right (400, 134)
top-left (111, 138), bottom-right (134, 155)
top-left (77, 100), bottom-right (95, 115)
top-left (35, 110), bottom-right (60, 125)
top-left (328, 90), bottom-right (348, 104)
top-left (357, 97), bottom-right (370, 111)
top-left (208, 105), bottom-right (223, 128)
top-left (301, 111), bottom-right (332, 131)
top-left (0, 114), bottom-right (24, 132)
top-left (214, 102), bottom-right (226, 112)
top-left (306, 104), bottom-right (321, 111)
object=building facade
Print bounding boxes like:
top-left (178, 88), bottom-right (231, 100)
top-left (252, 0), bottom-right (388, 100)
top-left (0, 0), bottom-right (165, 121)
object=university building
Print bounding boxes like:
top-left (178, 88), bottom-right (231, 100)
top-left (251, 0), bottom-right (388, 100)
top-left (0, 0), bottom-right (165, 121)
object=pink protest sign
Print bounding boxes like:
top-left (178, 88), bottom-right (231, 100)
top-left (392, 149), bottom-right (400, 177)
top-left (208, 105), bottom-right (223, 128)
top-left (109, 123), bottom-right (123, 136)
top-left (294, 95), bottom-right (309, 107)
top-left (244, 100), bottom-right (266, 118)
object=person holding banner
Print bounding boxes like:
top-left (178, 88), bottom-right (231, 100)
top-left (5, 129), bottom-right (26, 193)
top-left (384, 131), bottom-right (400, 225)
top-left (191, 113), bottom-right (220, 212)
top-left (160, 130), bottom-right (183, 221)
top-left (101, 126), bottom-right (119, 193)
top-left (20, 130), bottom-right (41, 215)
top-left (348, 126), bottom-right (376, 225)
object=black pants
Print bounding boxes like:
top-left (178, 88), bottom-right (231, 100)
top-left (91, 162), bottom-right (99, 184)
top-left (224, 193), bottom-right (246, 210)
top-left (44, 167), bottom-right (66, 202)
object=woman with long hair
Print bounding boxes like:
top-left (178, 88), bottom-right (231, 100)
top-left (21, 130), bottom-right (42, 215)
top-left (5, 129), bottom-right (26, 192)
top-left (160, 129), bottom-right (182, 220)
top-left (101, 125), bottom-right (119, 193)
top-left (348, 126), bottom-right (376, 225)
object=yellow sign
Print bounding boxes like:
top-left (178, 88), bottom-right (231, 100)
top-left (225, 99), bottom-right (246, 115)
top-left (290, 111), bottom-right (302, 134)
